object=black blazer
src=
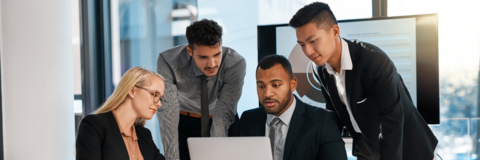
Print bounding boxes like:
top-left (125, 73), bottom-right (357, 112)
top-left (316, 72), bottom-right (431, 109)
top-left (314, 39), bottom-right (438, 160)
top-left (235, 96), bottom-right (347, 160)
top-left (76, 112), bottom-right (165, 160)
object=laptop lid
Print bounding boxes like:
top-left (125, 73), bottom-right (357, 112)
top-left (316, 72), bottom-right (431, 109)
top-left (187, 137), bottom-right (273, 160)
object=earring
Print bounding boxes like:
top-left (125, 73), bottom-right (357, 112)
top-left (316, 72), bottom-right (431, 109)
top-left (131, 95), bottom-right (134, 98)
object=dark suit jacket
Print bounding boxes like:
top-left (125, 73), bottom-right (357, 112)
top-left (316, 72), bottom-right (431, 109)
top-left (314, 39), bottom-right (438, 160)
top-left (235, 96), bottom-right (347, 160)
top-left (76, 112), bottom-right (165, 160)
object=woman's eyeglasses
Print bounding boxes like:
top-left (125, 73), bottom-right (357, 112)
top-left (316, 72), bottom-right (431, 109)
top-left (135, 86), bottom-right (164, 103)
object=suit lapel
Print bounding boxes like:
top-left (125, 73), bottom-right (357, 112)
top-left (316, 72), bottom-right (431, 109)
top-left (256, 109), bottom-right (267, 136)
top-left (345, 39), bottom-right (358, 110)
top-left (137, 127), bottom-right (152, 160)
top-left (107, 112), bottom-right (130, 159)
top-left (283, 97), bottom-right (305, 160)
top-left (323, 69), bottom-right (349, 117)
top-left (345, 70), bottom-right (354, 107)
top-left (321, 66), bottom-right (356, 133)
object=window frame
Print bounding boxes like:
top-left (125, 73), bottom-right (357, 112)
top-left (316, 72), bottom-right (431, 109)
top-left (79, 0), bottom-right (114, 116)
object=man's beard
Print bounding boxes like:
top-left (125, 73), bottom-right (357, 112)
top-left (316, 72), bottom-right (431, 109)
top-left (262, 89), bottom-right (292, 115)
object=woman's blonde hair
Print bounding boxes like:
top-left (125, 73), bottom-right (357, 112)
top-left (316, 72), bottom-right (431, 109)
top-left (94, 67), bottom-right (164, 126)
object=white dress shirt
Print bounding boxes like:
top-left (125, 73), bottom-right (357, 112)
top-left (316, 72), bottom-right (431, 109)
top-left (265, 96), bottom-right (296, 160)
top-left (325, 38), bottom-right (362, 133)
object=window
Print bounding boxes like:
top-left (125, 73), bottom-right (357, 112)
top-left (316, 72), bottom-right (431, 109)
top-left (389, 0), bottom-right (480, 159)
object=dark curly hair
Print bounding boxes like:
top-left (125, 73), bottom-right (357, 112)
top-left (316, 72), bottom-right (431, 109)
top-left (186, 19), bottom-right (223, 49)
top-left (289, 2), bottom-right (337, 29)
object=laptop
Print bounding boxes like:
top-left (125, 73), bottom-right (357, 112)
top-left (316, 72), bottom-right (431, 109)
top-left (187, 137), bottom-right (273, 160)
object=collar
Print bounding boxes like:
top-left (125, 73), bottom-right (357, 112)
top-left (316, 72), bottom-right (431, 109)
top-left (190, 58), bottom-right (205, 77)
top-left (266, 96), bottom-right (297, 126)
top-left (325, 38), bottom-right (353, 74)
top-left (112, 110), bottom-right (138, 141)
top-left (121, 125), bottom-right (138, 141)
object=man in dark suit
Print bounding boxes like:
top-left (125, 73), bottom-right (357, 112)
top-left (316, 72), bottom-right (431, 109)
top-left (235, 55), bottom-right (347, 160)
top-left (289, 2), bottom-right (438, 160)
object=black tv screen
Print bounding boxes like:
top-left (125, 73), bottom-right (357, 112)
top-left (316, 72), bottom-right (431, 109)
top-left (257, 14), bottom-right (439, 124)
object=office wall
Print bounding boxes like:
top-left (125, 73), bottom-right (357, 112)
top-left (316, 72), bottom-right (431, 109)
top-left (0, 0), bottom-right (3, 159)
top-left (0, 0), bottom-right (75, 159)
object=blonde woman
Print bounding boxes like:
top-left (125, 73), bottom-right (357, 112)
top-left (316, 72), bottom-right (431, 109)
top-left (76, 67), bottom-right (166, 160)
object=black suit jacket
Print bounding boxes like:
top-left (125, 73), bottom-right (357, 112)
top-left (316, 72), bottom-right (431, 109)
top-left (314, 39), bottom-right (438, 160)
top-left (235, 96), bottom-right (347, 160)
top-left (76, 112), bottom-right (165, 160)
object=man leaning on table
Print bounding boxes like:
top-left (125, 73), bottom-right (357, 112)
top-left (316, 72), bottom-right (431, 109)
top-left (156, 19), bottom-right (246, 160)
top-left (290, 2), bottom-right (438, 160)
